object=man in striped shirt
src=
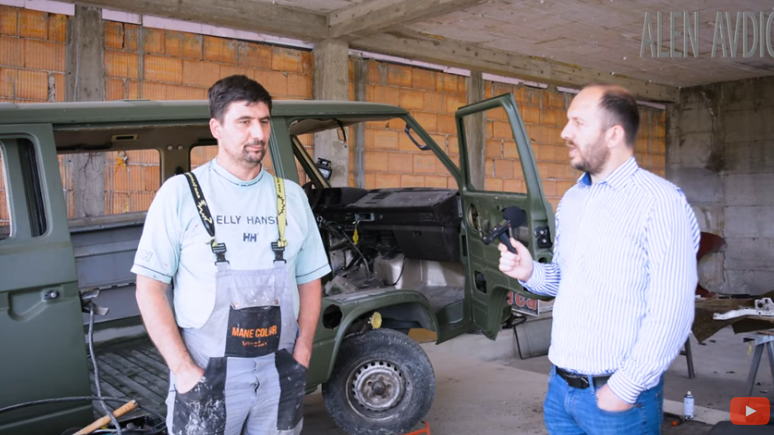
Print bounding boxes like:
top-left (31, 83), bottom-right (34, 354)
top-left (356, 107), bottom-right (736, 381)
top-left (499, 84), bottom-right (700, 434)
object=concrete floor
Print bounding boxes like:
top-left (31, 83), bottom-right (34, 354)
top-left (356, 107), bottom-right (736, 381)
top-left (301, 350), bottom-right (551, 435)
top-left (298, 325), bottom-right (773, 435)
top-left (499, 325), bottom-right (774, 415)
top-left (87, 324), bottom-right (770, 434)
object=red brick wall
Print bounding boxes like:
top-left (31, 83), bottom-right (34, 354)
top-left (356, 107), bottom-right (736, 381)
top-left (101, 150), bottom-right (161, 216)
top-left (348, 60), bottom-right (466, 190)
top-left (102, 23), bottom-right (313, 102)
top-left (0, 6), bottom-right (66, 103)
top-left (0, 6), bottom-right (67, 225)
top-left (101, 21), bottom-right (316, 215)
top-left (350, 60), bottom-right (667, 211)
top-left (482, 81), bottom-right (666, 210)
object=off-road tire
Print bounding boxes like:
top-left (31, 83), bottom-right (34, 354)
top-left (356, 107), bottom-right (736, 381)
top-left (322, 328), bottom-right (435, 435)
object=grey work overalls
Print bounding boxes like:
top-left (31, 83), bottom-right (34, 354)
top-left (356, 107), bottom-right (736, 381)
top-left (165, 172), bottom-right (307, 435)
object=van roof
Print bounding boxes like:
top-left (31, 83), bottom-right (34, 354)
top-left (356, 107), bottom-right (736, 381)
top-left (0, 99), bottom-right (408, 127)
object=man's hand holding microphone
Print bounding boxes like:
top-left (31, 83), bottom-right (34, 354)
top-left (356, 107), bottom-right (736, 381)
top-left (498, 238), bottom-right (534, 282)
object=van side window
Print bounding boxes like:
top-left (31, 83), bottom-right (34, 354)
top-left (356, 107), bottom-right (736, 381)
top-left (0, 138), bottom-right (47, 239)
top-left (20, 139), bottom-right (47, 236)
top-left (59, 150), bottom-right (161, 217)
top-left (461, 107), bottom-right (530, 195)
top-left (0, 146), bottom-right (9, 241)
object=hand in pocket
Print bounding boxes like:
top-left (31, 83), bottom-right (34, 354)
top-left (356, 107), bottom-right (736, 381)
top-left (292, 346), bottom-right (311, 369)
top-left (175, 363), bottom-right (206, 395)
top-left (596, 384), bottom-right (635, 412)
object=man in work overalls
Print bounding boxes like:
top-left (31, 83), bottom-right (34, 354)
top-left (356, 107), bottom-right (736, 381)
top-left (132, 74), bottom-right (332, 435)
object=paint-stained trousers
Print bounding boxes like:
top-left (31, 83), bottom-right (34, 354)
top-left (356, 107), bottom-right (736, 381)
top-left (165, 349), bottom-right (307, 435)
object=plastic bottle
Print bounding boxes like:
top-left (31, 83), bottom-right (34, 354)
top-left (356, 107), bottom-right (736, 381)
top-left (683, 391), bottom-right (694, 420)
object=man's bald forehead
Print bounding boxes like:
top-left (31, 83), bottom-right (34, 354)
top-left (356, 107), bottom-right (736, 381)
top-left (582, 83), bottom-right (630, 96)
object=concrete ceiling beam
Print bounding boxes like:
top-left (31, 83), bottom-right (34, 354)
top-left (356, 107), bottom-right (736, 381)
top-left (351, 31), bottom-right (679, 102)
top-left (329, 0), bottom-right (485, 39)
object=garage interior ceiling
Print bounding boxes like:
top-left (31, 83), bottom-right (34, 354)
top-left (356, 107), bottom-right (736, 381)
top-left (69, 0), bottom-right (774, 101)
top-left (324, 0), bottom-right (774, 86)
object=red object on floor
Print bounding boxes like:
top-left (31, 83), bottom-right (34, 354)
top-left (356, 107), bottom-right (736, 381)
top-left (695, 231), bottom-right (725, 298)
top-left (403, 421), bottom-right (431, 435)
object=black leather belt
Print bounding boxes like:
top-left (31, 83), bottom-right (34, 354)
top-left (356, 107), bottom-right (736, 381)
top-left (556, 366), bottom-right (611, 389)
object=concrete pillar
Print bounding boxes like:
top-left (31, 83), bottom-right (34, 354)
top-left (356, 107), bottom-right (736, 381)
top-left (353, 57), bottom-right (368, 189)
top-left (66, 5), bottom-right (105, 218)
top-left (666, 87), bottom-right (726, 293)
top-left (466, 71), bottom-right (486, 189)
top-left (313, 39), bottom-right (350, 187)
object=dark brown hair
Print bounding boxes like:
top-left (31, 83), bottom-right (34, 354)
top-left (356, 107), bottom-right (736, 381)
top-left (207, 75), bottom-right (272, 121)
top-left (585, 83), bottom-right (640, 147)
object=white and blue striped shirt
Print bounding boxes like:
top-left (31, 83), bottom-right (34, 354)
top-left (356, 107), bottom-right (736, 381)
top-left (523, 156), bottom-right (700, 404)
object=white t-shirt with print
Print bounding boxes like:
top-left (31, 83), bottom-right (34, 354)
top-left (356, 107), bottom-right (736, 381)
top-left (131, 158), bottom-right (331, 329)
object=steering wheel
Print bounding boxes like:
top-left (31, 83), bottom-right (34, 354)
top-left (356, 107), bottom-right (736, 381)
top-left (302, 181), bottom-right (323, 209)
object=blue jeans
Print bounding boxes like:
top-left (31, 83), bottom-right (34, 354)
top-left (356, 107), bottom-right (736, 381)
top-left (543, 366), bottom-right (664, 435)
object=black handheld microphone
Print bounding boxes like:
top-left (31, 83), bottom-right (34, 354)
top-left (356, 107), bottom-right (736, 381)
top-left (482, 206), bottom-right (527, 253)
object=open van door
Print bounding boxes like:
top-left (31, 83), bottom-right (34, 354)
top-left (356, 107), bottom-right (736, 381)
top-left (455, 94), bottom-right (556, 340)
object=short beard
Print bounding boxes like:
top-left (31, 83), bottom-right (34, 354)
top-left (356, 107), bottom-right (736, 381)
top-left (239, 140), bottom-right (265, 165)
top-left (570, 137), bottom-right (609, 175)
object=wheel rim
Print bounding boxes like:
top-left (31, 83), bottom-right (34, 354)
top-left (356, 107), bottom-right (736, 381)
top-left (348, 360), bottom-right (406, 417)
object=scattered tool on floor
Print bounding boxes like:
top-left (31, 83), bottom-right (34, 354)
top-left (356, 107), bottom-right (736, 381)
top-left (74, 400), bottom-right (137, 435)
top-left (713, 298), bottom-right (774, 320)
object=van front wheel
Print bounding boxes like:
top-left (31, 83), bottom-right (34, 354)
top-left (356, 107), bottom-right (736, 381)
top-left (321, 328), bottom-right (435, 435)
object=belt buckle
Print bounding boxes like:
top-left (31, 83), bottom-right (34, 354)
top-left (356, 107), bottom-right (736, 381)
top-left (558, 367), bottom-right (590, 389)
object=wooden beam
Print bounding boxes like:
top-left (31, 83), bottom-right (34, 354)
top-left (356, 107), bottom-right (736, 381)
top-left (329, 0), bottom-right (484, 39)
top-left (351, 32), bottom-right (679, 103)
top-left (67, 0), bottom-right (327, 41)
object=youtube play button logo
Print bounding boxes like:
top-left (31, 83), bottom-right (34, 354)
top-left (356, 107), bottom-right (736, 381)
top-left (731, 397), bottom-right (770, 425)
